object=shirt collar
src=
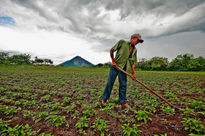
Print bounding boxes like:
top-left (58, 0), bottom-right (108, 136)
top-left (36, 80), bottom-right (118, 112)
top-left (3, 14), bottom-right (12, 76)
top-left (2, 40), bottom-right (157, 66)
top-left (128, 42), bottom-right (135, 48)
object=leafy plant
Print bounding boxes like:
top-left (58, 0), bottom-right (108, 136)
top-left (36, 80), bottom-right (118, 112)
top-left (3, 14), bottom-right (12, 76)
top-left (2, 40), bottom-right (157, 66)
top-left (134, 110), bottom-right (152, 123)
top-left (22, 110), bottom-right (36, 119)
top-left (182, 107), bottom-right (195, 117)
top-left (121, 123), bottom-right (141, 136)
top-left (143, 105), bottom-right (157, 113)
top-left (0, 118), bottom-right (8, 132)
top-left (23, 100), bottom-right (37, 107)
top-left (0, 105), bottom-right (21, 116)
top-left (0, 87), bottom-right (6, 94)
top-left (92, 117), bottom-right (109, 136)
top-left (63, 97), bottom-right (71, 104)
top-left (189, 133), bottom-right (205, 136)
top-left (191, 101), bottom-right (205, 111)
top-left (71, 110), bottom-right (81, 119)
top-left (5, 91), bottom-right (13, 98)
top-left (43, 102), bottom-right (62, 111)
top-left (160, 105), bottom-right (175, 115)
top-left (35, 111), bottom-right (49, 123)
top-left (1, 123), bottom-right (40, 136)
top-left (38, 90), bottom-right (49, 95)
top-left (0, 119), bottom-right (53, 136)
top-left (46, 115), bottom-right (66, 127)
top-left (63, 103), bottom-right (76, 113)
top-left (100, 105), bottom-right (112, 112)
top-left (181, 118), bottom-right (204, 133)
top-left (82, 108), bottom-right (96, 117)
top-left (75, 115), bottom-right (89, 135)
top-left (50, 91), bottom-right (57, 95)
top-left (40, 95), bottom-right (51, 102)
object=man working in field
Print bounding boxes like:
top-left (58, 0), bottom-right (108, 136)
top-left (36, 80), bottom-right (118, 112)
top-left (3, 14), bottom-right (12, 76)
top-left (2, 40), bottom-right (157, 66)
top-left (101, 33), bottom-right (144, 108)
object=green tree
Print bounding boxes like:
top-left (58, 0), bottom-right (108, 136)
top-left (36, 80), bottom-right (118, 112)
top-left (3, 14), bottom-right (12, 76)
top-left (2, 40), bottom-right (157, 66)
top-left (7, 54), bottom-right (31, 64)
top-left (34, 56), bottom-right (44, 64)
top-left (168, 53), bottom-right (194, 71)
top-left (149, 57), bottom-right (168, 70)
top-left (136, 58), bottom-right (151, 70)
top-left (0, 52), bottom-right (9, 64)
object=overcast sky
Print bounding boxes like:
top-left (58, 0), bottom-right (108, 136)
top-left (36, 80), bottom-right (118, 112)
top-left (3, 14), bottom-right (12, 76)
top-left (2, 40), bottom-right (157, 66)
top-left (0, 0), bottom-right (205, 65)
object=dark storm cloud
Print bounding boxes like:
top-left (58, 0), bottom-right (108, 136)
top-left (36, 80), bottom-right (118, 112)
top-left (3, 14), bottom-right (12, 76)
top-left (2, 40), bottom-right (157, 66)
top-left (1, 0), bottom-right (205, 60)
top-left (6, 0), bottom-right (205, 37)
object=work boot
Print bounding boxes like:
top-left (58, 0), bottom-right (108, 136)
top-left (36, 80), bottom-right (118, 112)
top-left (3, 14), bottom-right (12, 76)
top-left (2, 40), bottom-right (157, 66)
top-left (122, 103), bottom-right (130, 108)
top-left (101, 100), bottom-right (106, 106)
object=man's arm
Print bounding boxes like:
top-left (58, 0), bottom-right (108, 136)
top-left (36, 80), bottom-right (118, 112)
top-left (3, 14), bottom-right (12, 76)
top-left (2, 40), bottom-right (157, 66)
top-left (110, 48), bottom-right (117, 67)
top-left (131, 64), bottom-right (136, 80)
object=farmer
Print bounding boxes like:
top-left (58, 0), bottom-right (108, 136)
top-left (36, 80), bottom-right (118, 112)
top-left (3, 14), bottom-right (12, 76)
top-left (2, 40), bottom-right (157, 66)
top-left (101, 33), bottom-right (144, 108)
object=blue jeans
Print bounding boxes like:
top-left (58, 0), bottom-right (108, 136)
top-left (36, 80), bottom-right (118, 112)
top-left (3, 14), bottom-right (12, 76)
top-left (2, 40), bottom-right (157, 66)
top-left (102, 65), bottom-right (127, 104)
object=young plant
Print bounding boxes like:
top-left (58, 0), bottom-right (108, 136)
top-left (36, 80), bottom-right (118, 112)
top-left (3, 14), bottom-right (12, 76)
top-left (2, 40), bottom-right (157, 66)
top-left (63, 97), bottom-right (71, 104)
top-left (188, 133), bottom-right (205, 136)
top-left (0, 105), bottom-right (21, 116)
top-left (121, 123), bottom-right (141, 136)
top-left (23, 100), bottom-right (37, 107)
top-left (134, 110), bottom-right (152, 123)
top-left (181, 118), bottom-right (204, 133)
top-left (143, 105), bottom-right (157, 113)
top-left (191, 101), bottom-right (205, 111)
top-left (63, 103), bottom-right (76, 113)
top-left (5, 91), bottom-right (13, 98)
top-left (46, 115), bottom-right (66, 127)
top-left (160, 105), bottom-right (175, 115)
top-left (50, 91), bottom-right (57, 95)
top-left (1, 123), bottom-right (40, 136)
top-left (40, 95), bottom-right (51, 102)
top-left (47, 102), bottom-right (61, 111)
top-left (182, 107), bottom-right (195, 117)
top-left (82, 108), bottom-right (96, 117)
top-left (91, 117), bottom-right (109, 136)
top-left (35, 111), bottom-right (49, 123)
top-left (71, 110), bottom-right (81, 119)
top-left (22, 110), bottom-right (36, 119)
top-left (0, 118), bottom-right (8, 133)
top-left (75, 115), bottom-right (89, 135)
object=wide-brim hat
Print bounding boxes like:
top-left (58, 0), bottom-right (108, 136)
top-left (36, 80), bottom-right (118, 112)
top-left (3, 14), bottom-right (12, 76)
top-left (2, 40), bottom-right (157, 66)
top-left (131, 33), bottom-right (144, 43)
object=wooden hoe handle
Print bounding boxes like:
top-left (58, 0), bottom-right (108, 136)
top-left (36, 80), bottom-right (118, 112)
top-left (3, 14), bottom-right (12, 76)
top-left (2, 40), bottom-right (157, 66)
top-left (115, 65), bottom-right (179, 109)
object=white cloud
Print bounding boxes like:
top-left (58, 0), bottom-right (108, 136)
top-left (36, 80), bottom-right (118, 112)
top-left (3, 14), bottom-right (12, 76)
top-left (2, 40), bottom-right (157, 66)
top-left (137, 31), bottom-right (205, 61)
top-left (0, 26), bottom-right (108, 65)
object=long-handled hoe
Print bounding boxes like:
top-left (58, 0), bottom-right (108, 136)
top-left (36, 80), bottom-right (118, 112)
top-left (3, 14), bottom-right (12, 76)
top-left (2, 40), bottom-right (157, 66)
top-left (115, 65), bottom-right (181, 111)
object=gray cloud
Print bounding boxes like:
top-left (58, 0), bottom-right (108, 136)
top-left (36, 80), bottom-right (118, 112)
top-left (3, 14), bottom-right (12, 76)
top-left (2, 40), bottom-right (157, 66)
top-left (137, 31), bottom-right (205, 61)
top-left (0, 0), bottom-right (205, 61)
top-left (2, 0), bottom-right (204, 36)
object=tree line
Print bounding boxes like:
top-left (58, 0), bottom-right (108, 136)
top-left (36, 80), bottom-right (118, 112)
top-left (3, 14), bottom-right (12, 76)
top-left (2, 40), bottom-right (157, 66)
top-left (95, 53), bottom-right (205, 71)
top-left (0, 52), bottom-right (53, 65)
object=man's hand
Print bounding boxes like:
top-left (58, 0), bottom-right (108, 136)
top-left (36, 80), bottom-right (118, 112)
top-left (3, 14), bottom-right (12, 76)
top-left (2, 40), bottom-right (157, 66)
top-left (132, 74), bottom-right (136, 80)
top-left (112, 61), bottom-right (117, 68)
